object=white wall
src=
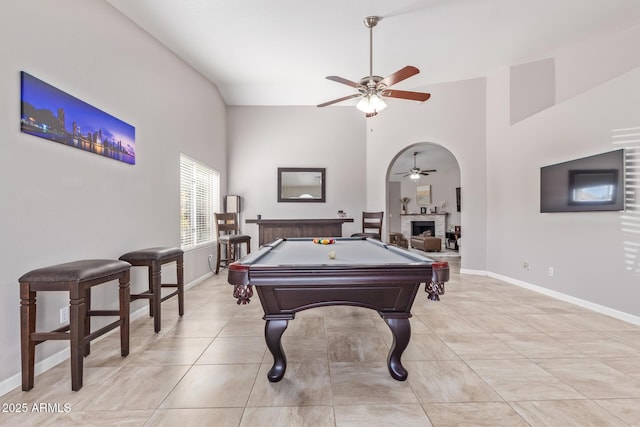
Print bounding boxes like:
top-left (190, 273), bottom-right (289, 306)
top-left (0, 0), bottom-right (226, 392)
top-left (366, 78), bottom-right (488, 271)
top-left (486, 26), bottom-right (640, 318)
top-left (226, 106), bottom-right (366, 250)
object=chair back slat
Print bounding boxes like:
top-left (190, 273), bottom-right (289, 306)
top-left (215, 213), bottom-right (239, 236)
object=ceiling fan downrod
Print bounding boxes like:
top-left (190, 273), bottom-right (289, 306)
top-left (363, 16), bottom-right (379, 78)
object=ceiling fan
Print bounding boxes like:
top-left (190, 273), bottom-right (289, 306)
top-left (317, 16), bottom-right (431, 117)
top-left (395, 152), bottom-right (437, 179)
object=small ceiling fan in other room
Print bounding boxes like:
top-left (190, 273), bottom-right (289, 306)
top-left (395, 152), bottom-right (437, 180)
top-left (317, 16), bottom-right (431, 117)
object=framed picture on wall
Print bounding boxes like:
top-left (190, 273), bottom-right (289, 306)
top-left (20, 71), bottom-right (136, 165)
top-left (416, 185), bottom-right (431, 205)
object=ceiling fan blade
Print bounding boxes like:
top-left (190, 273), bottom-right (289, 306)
top-left (381, 89), bottom-right (431, 102)
top-left (420, 169), bottom-right (437, 173)
top-left (378, 66), bottom-right (419, 88)
top-left (326, 76), bottom-right (361, 88)
top-left (317, 93), bottom-right (362, 108)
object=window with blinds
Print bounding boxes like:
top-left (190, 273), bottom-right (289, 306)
top-left (180, 154), bottom-right (220, 250)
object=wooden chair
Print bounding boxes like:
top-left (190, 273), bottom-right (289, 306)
top-left (351, 211), bottom-right (384, 240)
top-left (215, 213), bottom-right (251, 274)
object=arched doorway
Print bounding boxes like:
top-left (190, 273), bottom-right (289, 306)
top-left (386, 142), bottom-right (461, 258)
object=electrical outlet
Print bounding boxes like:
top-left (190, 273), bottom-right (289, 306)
top-left (522, 261), bottom-right (530, 270)
top-left (548, 267), bottom-right (554, 276)
top-left (59, 306), bottom-right (69, 324)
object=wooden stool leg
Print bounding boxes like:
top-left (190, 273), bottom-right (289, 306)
top-left (84, 287), bottom-right (91, 356)
top-left (69, 284), bottom-right (85, 391)
top-left (119, 270), bottom-right (130, 356)
top-left (147, 265), bottom-right (154, 318)
top-left (151, 260), bottom-right (162, 333)
top-left (215, 242), bottom-right (222, 274)
top-left (20, 283), bottom-right (36, 391)
top-left (177, 256), bottom-right (184, 317)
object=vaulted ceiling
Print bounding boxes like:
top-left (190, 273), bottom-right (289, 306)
top-left (106, 0), bottom-right (640, 107)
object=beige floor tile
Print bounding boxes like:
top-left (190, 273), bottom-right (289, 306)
top-left (555, 312), bottom-right (639, 331)
top-left (73, 365), bottom-right (190, 410)
top-left (534, 357), bottom-right (640, 399)
top-left (327, 330), bottom-right (389, 362)
top-left (159, 317), bottom-right (229, 338)
top-left (402, 333), bottom-right (460, 361)
top-left (280, 334), bottom-right (329, 364)
top-left (598, 357), bottom-right (640, 380)
top-left (546, 332), bottom-right (640, 357)
top-left (0, 364), bottom-right (121, 409)
top-left (514, 314), bottom-right (584, 332)
top-left (424, 402), bottom-right (529, 426)
top-left (145, 408), bottom-right (244, 427)
top-left (125, 336), bottom-right (212, 366)
top-left (330, 362), bottom-right (419, 405)
top-left (594, 398), bottom-right (640, 425)
top-left (196, 336), bottom-right (267, 365)
top-left (465, 359), bottom-right (584, 401)
top-left (405, 360), bottom-right (501, 403)
top-left (438, 332), bottom-right (524, 360)
top-left (248, 362), bottom-right (332, 406)
top-left (217, 316), bottom-right (266, 337)
top-left (511, 400), bottom-right (629, 427)
top-left (605, 330), bottom-right (640, 350)
top-left (284, 315), bottom-right (326, 337)
top-left (45, 409), bottom-right (153, 426)
top-left (465, 314), bottom-right (537, 333)
top-left (492, 332), bottom-right (586, 358)
top-left (160, 364), bottom-right (259, 408)
top-left (334, 404), bottom-right (433, 427)
top-left (239, 406), bottom-right (335, 427)
top-left (416, 312), bottom-right (486, 334)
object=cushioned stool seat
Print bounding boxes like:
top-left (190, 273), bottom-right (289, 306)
top-left (119, 247), bottom-right (184, 333)
top-left (19, 259), bottom-right (131, 391)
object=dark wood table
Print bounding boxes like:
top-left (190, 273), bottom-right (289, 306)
top-left (227, 237), bottom-right (449, 382)
top-left (245, 217), bottom-right (354, 246)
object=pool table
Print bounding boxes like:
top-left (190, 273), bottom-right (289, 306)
top-left (228, 237), bottom-right (449, 382)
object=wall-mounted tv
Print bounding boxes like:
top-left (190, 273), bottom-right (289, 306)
top-left (540, 149), bottom-right (625, 213)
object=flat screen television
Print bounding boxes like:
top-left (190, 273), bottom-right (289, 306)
top-left (540, 149), bottom-right (625, 213)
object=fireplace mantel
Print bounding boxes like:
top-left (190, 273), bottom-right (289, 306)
top-left (400, 213), bottom-right (448, 239)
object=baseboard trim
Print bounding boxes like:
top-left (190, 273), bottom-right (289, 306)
top-left (487, 271), bottom-right (640, 326)
top-left (0, 271), bottom-right (214, 397)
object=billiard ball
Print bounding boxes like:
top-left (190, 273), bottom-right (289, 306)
top-left (328, 250), bottom-right (336, 259)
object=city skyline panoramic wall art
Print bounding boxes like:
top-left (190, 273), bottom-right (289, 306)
top-left (20, 71), bottom-right (135, 165)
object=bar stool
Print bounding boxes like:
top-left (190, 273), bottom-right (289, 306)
top-left (215, 213), bottom-right (251, 274)
top-left (119, 247), bottom-right (184, 333)
top-left (19, 259), bottom-right (131, 391)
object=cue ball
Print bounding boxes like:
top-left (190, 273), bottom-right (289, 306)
top-left (328, 250), bottom-right (336, 259)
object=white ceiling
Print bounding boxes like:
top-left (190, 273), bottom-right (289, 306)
top-left (104, 0), bottom-right (640, 178)
top-left (106, 0), bottom-right (640, 108)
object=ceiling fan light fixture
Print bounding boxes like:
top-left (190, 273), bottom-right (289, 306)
top-left (410, 171), bottom-right (421, 180)
top-left (356, 93), bottom-right (387, 114)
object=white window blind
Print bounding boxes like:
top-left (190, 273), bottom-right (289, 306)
top-left (180, 154), bottom-right (220, 250)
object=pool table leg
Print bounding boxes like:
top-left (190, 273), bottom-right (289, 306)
top-left (265, 319), bottom-right (289, 382)
top-left (383, 316), bottom-right (411, 381)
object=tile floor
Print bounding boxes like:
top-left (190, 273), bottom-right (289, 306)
top-left (3, 257), bottom-right (640, 426)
